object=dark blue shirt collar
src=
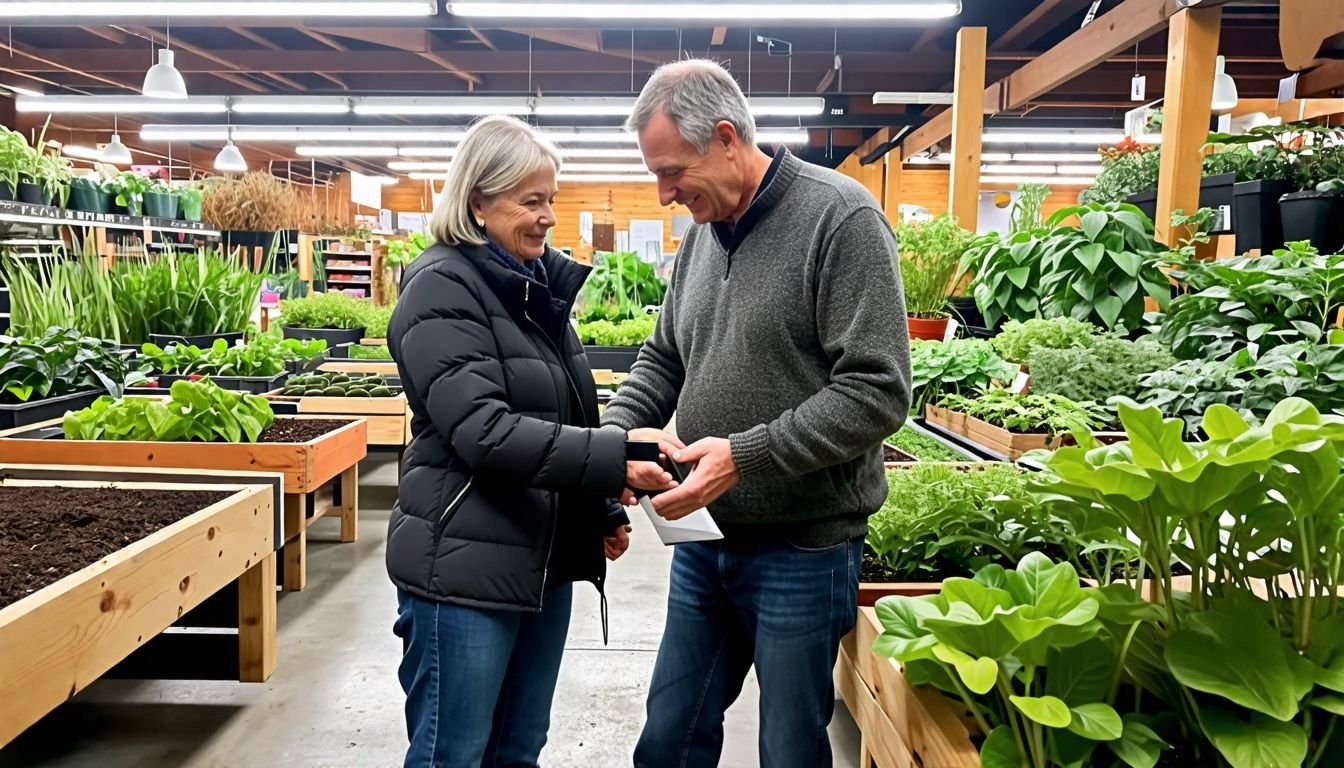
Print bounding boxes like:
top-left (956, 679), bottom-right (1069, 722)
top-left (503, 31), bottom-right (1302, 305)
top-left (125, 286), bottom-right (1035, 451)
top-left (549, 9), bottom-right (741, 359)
top-left (485, 239), bottom-right (549, 287)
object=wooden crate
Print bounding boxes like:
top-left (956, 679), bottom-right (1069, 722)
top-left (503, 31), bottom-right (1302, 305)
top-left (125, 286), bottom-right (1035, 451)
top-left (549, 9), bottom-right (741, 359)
top-left (320, 359), bottom-right (398, 376)
top-left (925, 405), bottom-right (1062, 460)
top-left (0, 416), bottom-right (367, 592)
top-left (837, 608), bottom-right (980, 768)
top-left (265, 390), bottom-right (410, 448)
top-left (0, 477), bottom-right (276, 747)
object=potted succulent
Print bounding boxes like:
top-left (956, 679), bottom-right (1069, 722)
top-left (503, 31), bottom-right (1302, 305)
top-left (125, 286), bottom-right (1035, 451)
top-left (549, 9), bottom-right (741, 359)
top-left (141, 178), bottom-right (180, 220)
top-left (68, 176), bottom-right (112, 213)
top-left (896, 213), bottom-right (975, 340)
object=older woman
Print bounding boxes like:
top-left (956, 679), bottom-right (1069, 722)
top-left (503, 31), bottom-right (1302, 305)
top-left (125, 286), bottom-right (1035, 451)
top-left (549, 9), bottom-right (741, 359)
top-left (386, 115), bottom-right (677, 768)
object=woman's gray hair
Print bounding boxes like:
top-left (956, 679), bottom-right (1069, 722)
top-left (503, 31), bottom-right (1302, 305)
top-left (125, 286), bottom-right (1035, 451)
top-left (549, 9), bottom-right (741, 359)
top-left (626, 59), bottom-right (756, 154)
top-left (428, 115), bottom-right (562, 247)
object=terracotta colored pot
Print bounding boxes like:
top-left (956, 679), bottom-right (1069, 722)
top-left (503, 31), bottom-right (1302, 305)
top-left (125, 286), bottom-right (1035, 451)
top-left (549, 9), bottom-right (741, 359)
top-left (907, 315), bottom-right (949, 341)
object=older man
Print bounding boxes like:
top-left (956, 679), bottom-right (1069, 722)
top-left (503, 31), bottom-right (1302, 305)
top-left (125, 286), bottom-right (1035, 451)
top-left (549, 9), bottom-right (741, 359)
top-left (602, 59), bottom-right (911, 767)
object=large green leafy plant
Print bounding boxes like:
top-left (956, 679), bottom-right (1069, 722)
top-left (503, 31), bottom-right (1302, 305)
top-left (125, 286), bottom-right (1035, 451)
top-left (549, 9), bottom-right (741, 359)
top-left (142, 335), bottom-right (326, 378)
top-left (909, 338), bottom-right (1018, 416)
top-left (1208, 122), bottom-right (1344, 191)
top-left (886, 426), bottom-right (969, 462)
top-left (0, 327), bottom-right (149, 403)
top-left (896, 213), bottom-right (975, 318)
top-left (1154, 242), bottom-right (1344, 361)
top-left (1030, 399), bottom-right (1344, 767)
top-left (959, 230), bottom-right (1049, 329)
top-left (5, 247), bottom-right (124, 342)
top-left (939, 390), bottom-right (1111, 436)
top-left (874, 553), bottom-right (1168, 768)
top-left (63, 379), bottom-right (275, 443)
top-left (577, 251), bottom-right (667, 323)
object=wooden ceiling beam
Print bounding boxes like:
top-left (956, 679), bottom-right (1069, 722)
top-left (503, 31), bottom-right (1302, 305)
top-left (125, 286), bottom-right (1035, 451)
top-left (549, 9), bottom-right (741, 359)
top-left (315, 72), bottom-right (350, 91)
top-left (469, 27), bottom-right (500, 51)
top-left (911, 26), bottom-right (945, 52)
top-left (298, 28), bottom-right (348, 51)
top-left (229, 26), bottom-right (282, 51)
top-left (990, 0), bottom-right (1096, 51)
top-left (308, 27), bottom-right (430, 52)
top-left (504, 27), bottom-right (664, 65)
top-left (1300, 60), bottom-right (1344, 97)
top-left (0, 39), bottom-right (138, 93)
top-left (1280, 0), bottom-right (1344, 71)
top-left (80, 26), bottom-right (127, 45)
top-left (711, 27), bottom-right (727, 46)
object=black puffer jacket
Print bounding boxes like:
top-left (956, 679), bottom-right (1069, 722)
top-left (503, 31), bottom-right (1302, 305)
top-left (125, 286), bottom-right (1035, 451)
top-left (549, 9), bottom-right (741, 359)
top-left (386, 242), bottom-right (628, 613)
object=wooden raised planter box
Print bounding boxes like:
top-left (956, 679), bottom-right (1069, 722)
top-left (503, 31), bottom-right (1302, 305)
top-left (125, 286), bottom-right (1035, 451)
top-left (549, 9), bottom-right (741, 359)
top-left (264, 390), bottom-right (410, 448)
top-left (837, 607), bottom-right (980, 768)
top-left (925, 405), bottom-right (1124, 460)
top-left (0, 416), bottom-right (367, 592)
top-left (0, 474), bottom-right (276, 748)
top-left (319, 359), bottom-right (398, 376)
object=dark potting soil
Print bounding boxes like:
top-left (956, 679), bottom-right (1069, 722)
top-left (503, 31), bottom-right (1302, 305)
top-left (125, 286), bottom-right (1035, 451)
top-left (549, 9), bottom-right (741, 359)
top-left (0, 486), bottom-right (232, 609)
top-left (883, 445), bottom-right (919, 463)
top-left (861, 550), bottom-right (966, 584)
top-left (257, 418), bottom-right (354, 443)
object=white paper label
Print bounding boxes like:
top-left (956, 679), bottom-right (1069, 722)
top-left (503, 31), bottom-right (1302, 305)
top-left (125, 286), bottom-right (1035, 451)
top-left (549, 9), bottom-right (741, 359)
top-left (942, 318), bottom-right (960, 343)
top-left (1131, 75), bottom-right (1147, 102)
top-left (1011, 370), bottom-right (1031, 395)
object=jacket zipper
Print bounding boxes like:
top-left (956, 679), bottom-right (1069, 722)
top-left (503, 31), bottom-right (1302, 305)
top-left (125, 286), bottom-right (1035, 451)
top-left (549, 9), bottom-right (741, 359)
top-left (439, 478), bottom-right (473, 524)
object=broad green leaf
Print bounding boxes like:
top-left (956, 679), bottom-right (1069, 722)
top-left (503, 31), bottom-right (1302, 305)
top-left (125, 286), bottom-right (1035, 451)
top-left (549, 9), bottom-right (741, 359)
top-left (1093, 295), bottom-right (1123, 330)
top-left (1202, 404), bottom-right (1251, 441)
top-left (1010, 695), bottom-right (1071, 728)
top-left (1075, 242), bottom-right (1106, 274)
top-left (979, 725), bottom-right (1023, 768)
top-left (1080, 211), bottom-right (1107, 242)
top-left (1046, 640), bottom-right (1115, 706)
top-left (940, 578), bottom-right (1014, 619)
top-left (1107, 716), bottom-right (1168, 768)
top-left (1117, 400), bottom-right (1193, 469)
top-left (1165, 604), bottom-right (1313, 721)
top-left (1005, 266), bottom-right (1031, 289)
top-left (932, 643), bottom-right (998, 694)
top-left (1110, 249), bottom-right (1142, 277)
top-left (1067, 702), bottom-right (1122, 740)
top-left (1201, 708), bottom-right (1308, 768)
top-left (1005, 552), bottom-right (1081, 614)
top-left (1312, 695), bottom-right (1344, 716)
top-left (1015, 294), bottom-right (1039, 314)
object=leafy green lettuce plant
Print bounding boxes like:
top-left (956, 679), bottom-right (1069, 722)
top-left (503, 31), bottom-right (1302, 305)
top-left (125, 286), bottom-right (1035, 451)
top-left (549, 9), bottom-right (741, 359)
top-left (886, 426), bottom-right (969, 462)
top-left (1029, 336), bottom-right (1175, 406)
top-left (991, 317), bottom-right (1099, 366)
top-left (577, 314), bottom-right (658, 347)
top-left (142, 335), bottom-right (326, 378)
top-left (939, 390), bottom-right (1111, 437)
top-left (910, 338), bottom-right (1018, 416)
top-left (278, 292), bottom-right (371, 331)
top-left (577, 251), bottom-right (667, 323)
top-left (1030, 399), bottom-right (1344, 767)
top-left (63, 378), bottom-right (275, 443)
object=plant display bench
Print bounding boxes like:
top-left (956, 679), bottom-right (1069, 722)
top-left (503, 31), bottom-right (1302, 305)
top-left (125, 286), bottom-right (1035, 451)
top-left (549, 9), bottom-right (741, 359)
top-left (836, 607), bottom-right (979, 768)
top-left (264, 390), bottom-right (410, 449)
top-left (924, 405), bottom-right (1124, 461)
top-left (0, 471), bottom-right (276, 748)
top-left (0, 416), bottom-right (367, 592)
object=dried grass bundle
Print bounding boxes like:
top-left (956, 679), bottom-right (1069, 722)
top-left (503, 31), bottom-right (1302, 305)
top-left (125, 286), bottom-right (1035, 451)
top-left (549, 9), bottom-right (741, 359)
top-left (201, 172), bottom-right (307, 232)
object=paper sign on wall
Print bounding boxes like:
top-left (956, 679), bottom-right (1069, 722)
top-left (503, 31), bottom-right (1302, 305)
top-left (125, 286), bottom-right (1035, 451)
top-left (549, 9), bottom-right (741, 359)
top-left (350, 171), bottom-right (383, 210)
top-left (580, 211), bottom-right (594, 244)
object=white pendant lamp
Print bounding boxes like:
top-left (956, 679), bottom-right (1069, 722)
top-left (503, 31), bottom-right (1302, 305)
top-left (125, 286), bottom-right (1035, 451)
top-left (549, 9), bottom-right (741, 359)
top-left (214, 137), bottom-right (247, 172)
top-left (1211, 55), bottom-right (1239, 112)
top-left (142, 21), bottom-right (187, 99)
top-left (100, 115), bottom-right (133, 165)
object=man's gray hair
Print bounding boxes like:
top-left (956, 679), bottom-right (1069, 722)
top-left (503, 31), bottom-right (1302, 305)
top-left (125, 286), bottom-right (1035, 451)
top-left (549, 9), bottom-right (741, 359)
top-left (626, 59), bottom-right (756, 153)
top-left (428, 115), bottom-right (562, 247)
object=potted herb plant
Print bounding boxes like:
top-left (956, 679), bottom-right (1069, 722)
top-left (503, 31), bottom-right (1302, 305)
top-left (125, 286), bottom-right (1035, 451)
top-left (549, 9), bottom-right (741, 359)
top-left (27, 150), bottom-right (72, 208)
top-left (68, 176), bottom-right (111, 213)
top-left (277, 292), bottom-right (370, 347)
top-left (1212, 122), bottom-right (1338, 253)
top-left (106, 171), bottom-right (152, 216)
top-left (1282, 179), bottom-right (1344, 253)
top-left (177, 184), bottom-right (205, 221)
top-left (141, 178), bottom-right (180, 220)
top-left (0, 126), bottom-right (31, 200)
top-left (896, 213), bottom-right (974, 340)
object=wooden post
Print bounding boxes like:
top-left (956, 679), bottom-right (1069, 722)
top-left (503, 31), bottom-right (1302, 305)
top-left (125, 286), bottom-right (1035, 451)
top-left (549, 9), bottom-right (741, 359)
top-left (949, 27), bottom-right (988, 231)
top-left (884, 153), bottom-right (903, 225)
top-left (338, 464), bottom-right (359, 543)
top-left (238, 552), bottom-right (277, 683)
top-left (1155, 6), bottom-right (1223, 248)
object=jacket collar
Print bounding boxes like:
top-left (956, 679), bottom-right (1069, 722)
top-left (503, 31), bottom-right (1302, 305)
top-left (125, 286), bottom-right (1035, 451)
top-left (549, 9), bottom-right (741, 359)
top-left (408, 241), bottom-right (590, 317)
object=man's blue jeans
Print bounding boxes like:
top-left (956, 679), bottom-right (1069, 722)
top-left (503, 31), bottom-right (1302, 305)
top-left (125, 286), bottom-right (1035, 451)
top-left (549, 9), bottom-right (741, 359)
top-left (633, 534), bottom-right (863, 768)
top-left (393, 584), bottom-right (573, 768)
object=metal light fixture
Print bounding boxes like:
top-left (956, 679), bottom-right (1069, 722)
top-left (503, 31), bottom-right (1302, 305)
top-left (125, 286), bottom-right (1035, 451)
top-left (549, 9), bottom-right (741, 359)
top-left (214, 137), bottom-right (246, 172)
top-left (1211, 55), bottom-right (1239, 113)
top-left (445, 1), bottom-right (961, 20)
top-left (142, 21), bottom-right (187, 99)
top-left (0, 1), bottom-right (437, 16)
top-left (100, 115), bottom-right (133, 165)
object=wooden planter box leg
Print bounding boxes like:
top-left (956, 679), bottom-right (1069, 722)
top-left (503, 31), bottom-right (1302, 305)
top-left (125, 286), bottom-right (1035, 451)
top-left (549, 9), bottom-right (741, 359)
top-left (338, 465), bottom-right (359, 543)
top-left (239, 552), bottom-right (277, 683)
top-left (282, 492), bottom-right (307, 592)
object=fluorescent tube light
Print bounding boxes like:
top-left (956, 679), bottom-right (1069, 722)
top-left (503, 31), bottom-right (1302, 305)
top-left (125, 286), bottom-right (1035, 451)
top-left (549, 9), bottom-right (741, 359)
top-left (2, 83), bottom-right (43, 96)
top-left (557, 173), bottom-right (657, 183)
top-left (981, 175), bottom-right (1097, 186)
top-left (390, 161), bottom-right (455, 171)
top-left (533, 97), bottom-right (634, 117)
top-left (140, 125), bottom-right (469, 142)
top-left (872, 92), bottom-right (953, 105)
top-left (296, 145), bottom-right (399, 157)
top-left (409, 172), bottom-right (449, 180)
top-left (17, 95), bottom-right (226, 113)
top-left (981, 152), bottom-right (1102, 163)
top-left (559, 163), bottom-right (652, 173)
top-left (748, 97), bottom-right (825, 116)
top-left (355, 97), bottom-right (532, 116)
top-left (982, 130), bottom-right (1125, 145)
top-left (397, 146), bottom-right (461, 157)
top-left (981, 164), bottom-right (1101, 176)
top-left (61, 144), bottom-right (104, 160)
top-left (233, 96), bottom-right (351, 114)
top-left (446, 1), bottom-right (961, 21)
top-left (0, 1), bottom-right (436, 16)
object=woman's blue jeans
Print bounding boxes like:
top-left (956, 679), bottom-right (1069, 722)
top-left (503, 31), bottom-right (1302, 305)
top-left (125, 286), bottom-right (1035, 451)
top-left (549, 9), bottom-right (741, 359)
top-left (394, 584), bottom-right (574, 768)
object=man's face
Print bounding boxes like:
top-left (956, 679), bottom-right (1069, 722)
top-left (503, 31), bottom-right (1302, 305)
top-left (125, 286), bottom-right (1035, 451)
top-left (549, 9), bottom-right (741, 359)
top-left (637, 110), bottom-right (739, 224)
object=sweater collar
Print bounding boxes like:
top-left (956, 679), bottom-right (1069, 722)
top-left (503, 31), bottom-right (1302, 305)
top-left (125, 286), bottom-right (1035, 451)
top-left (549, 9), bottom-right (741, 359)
top-left (710, 145), bottom-right (796, 254)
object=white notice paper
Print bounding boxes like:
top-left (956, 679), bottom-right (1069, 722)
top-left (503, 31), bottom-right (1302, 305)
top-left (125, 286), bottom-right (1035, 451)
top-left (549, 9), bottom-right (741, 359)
top-left (639, 496), bottom-right (723, 545)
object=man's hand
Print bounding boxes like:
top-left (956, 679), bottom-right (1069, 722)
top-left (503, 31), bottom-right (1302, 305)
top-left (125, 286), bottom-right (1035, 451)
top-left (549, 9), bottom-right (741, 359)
top-left (628, 427), bottom-right (684, 458)
top-left (604, 524), bottom-right (632, 560)
top-left (650, 437), bottom-right (741, 521)
top-left (621, 427), bottom-right (687, 506)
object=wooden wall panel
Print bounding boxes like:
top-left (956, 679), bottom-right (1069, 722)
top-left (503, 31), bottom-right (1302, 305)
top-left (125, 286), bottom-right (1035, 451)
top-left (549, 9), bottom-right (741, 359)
top-left (898, 168), bottom-right (1085, 223)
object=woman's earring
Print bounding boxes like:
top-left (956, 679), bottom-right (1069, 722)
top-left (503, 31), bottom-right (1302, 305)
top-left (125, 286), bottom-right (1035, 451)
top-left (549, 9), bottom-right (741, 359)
top-left (474, 216), bottom-right (485, 228)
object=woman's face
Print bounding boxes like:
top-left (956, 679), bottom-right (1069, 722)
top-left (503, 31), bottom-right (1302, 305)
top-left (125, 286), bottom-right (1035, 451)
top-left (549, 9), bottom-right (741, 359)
top-left (471, 164), bottom-right (558, 262)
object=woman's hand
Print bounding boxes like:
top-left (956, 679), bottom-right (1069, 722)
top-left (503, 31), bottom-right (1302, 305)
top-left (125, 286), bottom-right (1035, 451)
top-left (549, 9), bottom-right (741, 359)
top-left (604, 524), bottom-right (632, 561)
top-left (627, 460), bottom-right (677, 495)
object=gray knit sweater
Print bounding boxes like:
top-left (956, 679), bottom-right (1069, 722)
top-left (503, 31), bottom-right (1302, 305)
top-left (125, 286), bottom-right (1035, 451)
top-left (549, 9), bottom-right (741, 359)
top-left (601, 148), bottom-right (911, 546)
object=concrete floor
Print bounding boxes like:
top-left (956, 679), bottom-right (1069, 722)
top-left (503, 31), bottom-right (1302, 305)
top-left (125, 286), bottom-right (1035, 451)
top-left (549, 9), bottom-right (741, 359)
top-left (0, 456), bottom-right (861, 768)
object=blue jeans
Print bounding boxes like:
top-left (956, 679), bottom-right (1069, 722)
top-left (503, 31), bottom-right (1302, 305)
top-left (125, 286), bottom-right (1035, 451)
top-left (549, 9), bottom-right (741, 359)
top-left (393, 584), bottom-right (573, 768)
top-left (633, 535), bottom-right (862, 768)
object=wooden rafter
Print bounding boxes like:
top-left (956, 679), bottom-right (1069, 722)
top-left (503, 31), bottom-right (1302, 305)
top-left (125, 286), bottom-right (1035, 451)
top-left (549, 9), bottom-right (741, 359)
top-left (1300, 60), bottom-right (1344, 97)
top-left (298, 28), bottom-right (348, 51)
top-left (0, 39), bottom-right (137, 92)
top-left (911, 26), bottom-right (944, 52)
top-left (80, 26), bottom-right (127, 45)
top-left (229, 26), bottom-right (282, 51)
top-left (711, 27), bottom-right (727, 46)
top-left (315, 72), bottom-right (350, 91)
top-left (469, 27), bottom-right (499, 51)
top-left (990, 0), bottom-right (1096, 51)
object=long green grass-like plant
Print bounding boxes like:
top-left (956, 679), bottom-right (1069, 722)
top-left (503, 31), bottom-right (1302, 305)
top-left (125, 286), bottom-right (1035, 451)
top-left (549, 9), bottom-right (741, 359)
top-left (5, 245), bottom-right (122, 341)
top-left (112, 248), bottom-right (266, 343)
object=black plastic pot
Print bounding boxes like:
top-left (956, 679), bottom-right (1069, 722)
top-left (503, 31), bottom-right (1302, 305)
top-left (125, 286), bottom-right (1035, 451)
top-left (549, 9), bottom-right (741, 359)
top-left (69, 184), bottom-right (112, 214)
top-left (281, 326), bottom-right (366, 347)
top-left (0, 286), bottom-right (10, 314)
top-left (1233, 180), bottom-right (1293, 254)
top-left (0, 181), bottom-right (15, 201)
top-left (156, 371), bottom-right (288, 395)
top-left (583, 345), bottom-right (641, 373)
top-left (148, 330), bottom-right (246, 349)
top-left (284, 349), bottom-right (329, 375)
top-left (1281, 190), bottom-right (1344, 254)
top-left (1127, 173), bottom-right (1237, 232)
top-left (112, 198), bottom-right (143, 217)
top-left (949, 296), bottom-right (986, 329)
top-left (0, 389), bottom-right (104, 430)
top-left (17, 181), bottom-right (52, 206)
top-left (142, 191), bottom-right (179, 220)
